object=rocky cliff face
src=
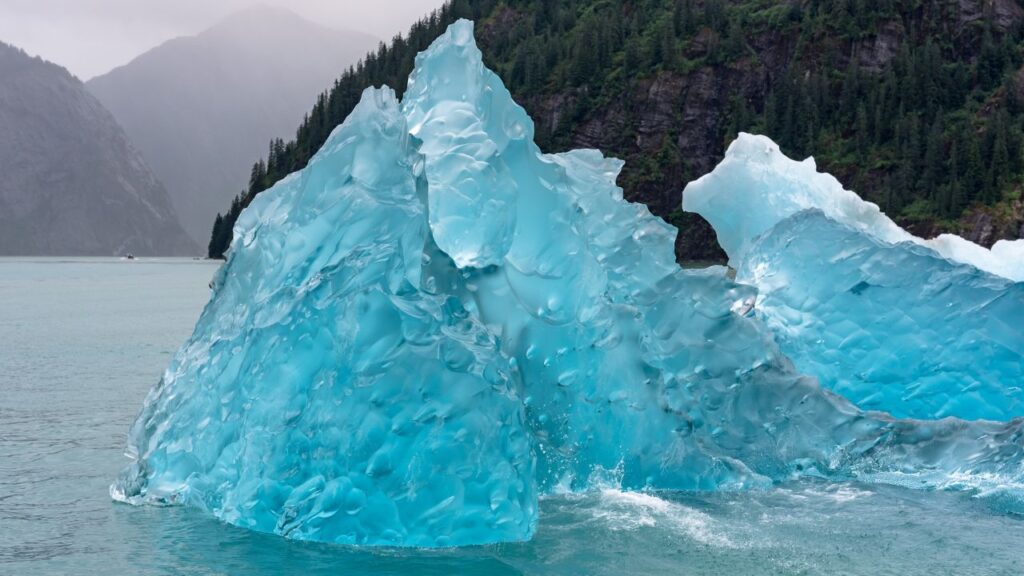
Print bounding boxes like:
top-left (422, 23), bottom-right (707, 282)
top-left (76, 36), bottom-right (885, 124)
top-left (956, 200), bottom-right (1024, 245)
top-left (0, 42), bottom-right (196, 256)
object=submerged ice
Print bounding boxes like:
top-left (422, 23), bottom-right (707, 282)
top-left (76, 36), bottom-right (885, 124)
top-left (115, 21), bottom-right (1024, 547)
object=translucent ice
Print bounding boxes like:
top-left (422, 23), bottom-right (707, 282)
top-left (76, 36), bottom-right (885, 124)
top-left (115, 22), bottom-right (1024, 547)
top-left (684, 134), bottom-right (1024, 282)
top-left (113, 88), bottom-right (536, 547)
top-left (685, 134), bottom-right (1024, 420)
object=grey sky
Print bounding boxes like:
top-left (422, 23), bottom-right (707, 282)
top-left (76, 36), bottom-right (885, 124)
top-left (0, 0), bottom-right (446, 79)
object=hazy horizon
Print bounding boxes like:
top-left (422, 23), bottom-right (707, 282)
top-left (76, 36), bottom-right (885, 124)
top-left (0, 0), bottom-right (446, 79)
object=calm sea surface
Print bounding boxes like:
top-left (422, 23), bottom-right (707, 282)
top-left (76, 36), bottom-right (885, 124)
top-left (1, 257), bottom-right (1021, 575)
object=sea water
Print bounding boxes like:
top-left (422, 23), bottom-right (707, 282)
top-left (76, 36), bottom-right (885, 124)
top-left (1, 258), bottom-right (1021, 575)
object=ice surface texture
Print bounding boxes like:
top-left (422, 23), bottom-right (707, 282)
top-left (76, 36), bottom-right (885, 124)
top-left (684, 135), bottom-right (1024, 421)
top-left (115, 22), bottom-right (1024, 547)
top-left (112, 88), bottom-right (536, 547)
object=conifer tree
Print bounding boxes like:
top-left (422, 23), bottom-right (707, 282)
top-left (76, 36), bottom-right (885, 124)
top-left (963, 130), bottom-right (985, 203)
top-left (947, 140), bottom-right (966, 217)
top-left (988, 125), bottom-right (1009, 202)
top-left (922, 116), bottom-right (944, 201)
top-left (208, 214), bottom-right (224, 259)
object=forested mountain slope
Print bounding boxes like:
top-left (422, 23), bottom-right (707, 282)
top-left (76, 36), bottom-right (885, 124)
top-left (209, 0), bottom-right (1024, 261)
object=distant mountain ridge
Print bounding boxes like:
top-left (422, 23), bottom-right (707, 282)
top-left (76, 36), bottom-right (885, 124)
top-left (87, 5), bottom-right (378, 244)
top-left (0, 41), bottom-right (196, 256)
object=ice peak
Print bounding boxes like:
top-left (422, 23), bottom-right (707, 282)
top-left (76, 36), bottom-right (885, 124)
top-left (685, 132), bottom-right (1024, 281)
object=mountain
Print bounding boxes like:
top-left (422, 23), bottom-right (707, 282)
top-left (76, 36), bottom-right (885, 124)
top-left (208, 0), bottom-right (1024, 262)
top-left (0, 42), bottom-right (196, 256)
top-left (87, 6), bottom-right (378, 244)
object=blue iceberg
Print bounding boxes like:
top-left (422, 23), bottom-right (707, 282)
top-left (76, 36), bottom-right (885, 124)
top-left (684, 135), bottom-right (1024, 421)
top-left (113, 88), bottom-right (536, 547)
top-left (683, 134), bottom-right (1024, 282)
top-left (115, 21), bottom-right (1024, 547)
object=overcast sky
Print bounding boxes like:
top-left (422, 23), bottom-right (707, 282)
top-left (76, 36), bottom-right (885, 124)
top-left (0, 0), bottom-right (446, 79)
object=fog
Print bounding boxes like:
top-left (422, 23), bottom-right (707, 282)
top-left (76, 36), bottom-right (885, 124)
top-left (0, 0), bottom-right (446, 79)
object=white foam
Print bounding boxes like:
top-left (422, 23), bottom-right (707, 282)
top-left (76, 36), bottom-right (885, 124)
top-left (588, 488), bottom-right (737, 548)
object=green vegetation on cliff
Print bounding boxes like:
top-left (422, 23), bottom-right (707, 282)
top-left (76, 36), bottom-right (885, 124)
top-left (209, 0), bottom-right (1024, 260)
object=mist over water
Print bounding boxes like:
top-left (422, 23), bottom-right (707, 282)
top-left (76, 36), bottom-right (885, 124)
top-left (0, 258), bottom-right (1021, 575)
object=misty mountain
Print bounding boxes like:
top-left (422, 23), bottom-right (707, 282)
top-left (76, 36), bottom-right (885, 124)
top-left (87, 5), bottom-right (378, 244)
top-left (0, 41), bottom-right (196, 256)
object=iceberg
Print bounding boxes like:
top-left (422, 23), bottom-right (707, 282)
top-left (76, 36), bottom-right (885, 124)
top-left (115, 21), bottom-right (1024, 547)
top-left (684, 135), bottom-right (1024, 421)
top-left (683, 134), bottom-right (1024, 282)
top-left (113, 88), bottom-right (537, 547)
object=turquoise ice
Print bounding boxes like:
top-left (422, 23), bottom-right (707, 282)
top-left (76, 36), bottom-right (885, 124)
top-left (115, 21), bottom-right (1024, 547)
top-left (112, 88), bottom-right (537, 547)
top-left (684, 135), bottom-right (1024, 421)
top-left (683, 134), bottom-right (1024, 282)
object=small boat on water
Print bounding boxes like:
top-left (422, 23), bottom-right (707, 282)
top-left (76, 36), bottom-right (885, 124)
top-left (124, 253), bottom-right (135, 260)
